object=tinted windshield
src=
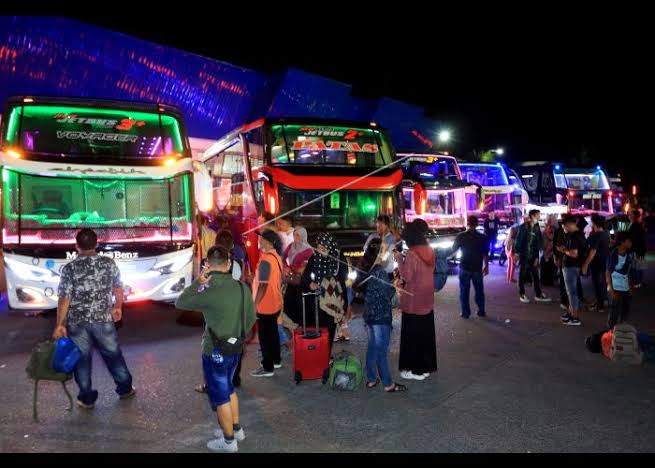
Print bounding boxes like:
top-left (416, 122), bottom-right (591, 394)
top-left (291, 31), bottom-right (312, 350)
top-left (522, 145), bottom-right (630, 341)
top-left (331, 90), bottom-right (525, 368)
top-left (278, 187), bottom-right (397, 231)
top-left (466, 193), bottom-right (512, 213)
top-left (460, 164), bottom-right (509, 186)
top-left (269, 124), bottom-right (393, 167)
top-left (3, 104), bottom-right (185, 159)
top-left (402, 157), bottom-right (459, 180)
top-left (2, 169), bottom-right (191, 245)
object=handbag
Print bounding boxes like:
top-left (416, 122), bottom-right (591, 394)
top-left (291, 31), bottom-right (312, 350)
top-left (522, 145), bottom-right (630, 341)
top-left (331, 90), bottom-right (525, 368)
top-left (208, 282), bottom-right (246, 356)
top-left (287, 269), bottom-right (302, 286)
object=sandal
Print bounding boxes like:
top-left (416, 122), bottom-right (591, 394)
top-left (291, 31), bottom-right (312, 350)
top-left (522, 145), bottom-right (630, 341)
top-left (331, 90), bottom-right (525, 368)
top-left (366, 379), bottom-right (380, 389)
top-left (194, 383), bottom-right (208, 394)
top-left (384, 383), bottom-right (408, 393)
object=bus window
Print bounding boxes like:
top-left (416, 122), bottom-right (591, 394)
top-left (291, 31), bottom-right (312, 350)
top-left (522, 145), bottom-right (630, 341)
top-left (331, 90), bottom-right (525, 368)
top-left (244, 126), bottom-right (265, 171)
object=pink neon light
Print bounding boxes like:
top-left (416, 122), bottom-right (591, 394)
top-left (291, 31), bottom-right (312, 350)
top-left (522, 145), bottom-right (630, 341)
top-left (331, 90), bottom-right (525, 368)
top-left (2, 224), bottom-right (192, 245)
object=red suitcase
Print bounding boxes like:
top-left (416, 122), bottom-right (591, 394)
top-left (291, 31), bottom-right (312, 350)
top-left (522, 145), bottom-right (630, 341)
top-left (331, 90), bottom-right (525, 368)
top-left (293, 290), bottom-right (330, 384)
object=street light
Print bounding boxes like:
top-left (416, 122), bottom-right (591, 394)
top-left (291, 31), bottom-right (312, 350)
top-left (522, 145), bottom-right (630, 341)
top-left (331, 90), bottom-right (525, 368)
top-left (494, 147), bottom-right (505, 155)
top-left (438, 130), bottom-right (451, 143)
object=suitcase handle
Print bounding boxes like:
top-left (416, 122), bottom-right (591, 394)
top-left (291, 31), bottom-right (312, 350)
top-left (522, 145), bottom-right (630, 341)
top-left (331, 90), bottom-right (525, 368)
top-left (301, 290), bottom-right (321, 338)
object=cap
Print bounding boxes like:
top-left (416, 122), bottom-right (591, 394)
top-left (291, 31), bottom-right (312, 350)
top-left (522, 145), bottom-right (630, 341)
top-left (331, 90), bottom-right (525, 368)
top-left (256, 229), bottom-right (283, 255)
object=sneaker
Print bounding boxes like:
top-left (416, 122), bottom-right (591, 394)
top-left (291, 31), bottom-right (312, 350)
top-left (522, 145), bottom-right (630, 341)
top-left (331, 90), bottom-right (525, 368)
top-left (119, 386), bottom-right (136, 400)
top-left (400, 370), bottom-right (426, 381)
top-left (535, 294), bottom-right (552, 303)
top-left (207, 438), bottom-right (238, 453)
top-left (560, 303), bottom-right (569, 311)
top-left (519, 295), bottom-right (530, 304)
top-left (76, 399), bottom-right (95, 410)
top-left (273, 363), bottom-right (282, 369)
top-left (422, 373), bottom-right (430, 378)
top-left (566, 317), bottom-right (582, 326)
top-left (214, 427), bottom-right (245, 442)
top-left (561, 314), bottom-right (572, 324)
top-left (250, 367), bottom-right (274, 378)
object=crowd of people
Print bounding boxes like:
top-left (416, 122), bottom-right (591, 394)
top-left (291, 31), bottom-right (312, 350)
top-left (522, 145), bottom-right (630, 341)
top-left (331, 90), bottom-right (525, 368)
top-left (49, 206), bottom-right (649, 453)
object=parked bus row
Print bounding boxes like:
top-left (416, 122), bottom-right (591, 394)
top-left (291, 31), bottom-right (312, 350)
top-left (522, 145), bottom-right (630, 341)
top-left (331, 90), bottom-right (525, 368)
top-left (0, 96), bottom-right (617, 311)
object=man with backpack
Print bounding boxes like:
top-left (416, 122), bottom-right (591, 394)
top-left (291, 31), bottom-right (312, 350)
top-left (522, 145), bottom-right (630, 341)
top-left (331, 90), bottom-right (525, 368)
top-left (52, 228), bottom-right (135, 409)
top-left (513, 209), bottom-right (552, 304)
top-left (176, 246), bottom-right (256, 453)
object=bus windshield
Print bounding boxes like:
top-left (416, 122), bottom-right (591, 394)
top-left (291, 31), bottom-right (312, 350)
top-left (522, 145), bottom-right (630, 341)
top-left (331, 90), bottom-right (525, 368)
top-left (2, 169), bottom-right (192, 245)
top-left (3, 104), bottom-right (185, 159)
top-left (403, 188), bottom-right (466, 229)
top-left (269, 124), bottom-right (393, 167)
top-left (467, 193), bottom-right (512, 213)
top-left (460, 164), bottom-right (509, 186)
top-left (554, 169), bottom-right (610, 190)
top-left (278, 187), bottom-right (396, 231)
top-left (402, 157), bottom-right (459, 181)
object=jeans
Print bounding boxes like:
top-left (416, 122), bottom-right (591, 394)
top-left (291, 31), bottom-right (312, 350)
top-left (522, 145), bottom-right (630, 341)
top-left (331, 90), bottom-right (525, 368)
top-left (488, 235), bottom-right (498, 260)
top-left (366, 324), bottom-right (393, 387)
top-left (559, 267), bottom-right (584, 306)
top-left (68, 321), bottom-right (133, 405)
top-left (591, 265), bottom-right (608, 306)
top-left (608, 291), bottom-right (631, 329)
top-left (257, 312), bottom-right (281, 372)
top-left (519, 257), bottom-right (542, 297)
top-left (563, 267), bottom-right (582, 311)
top-left (202, 353), bottom-right (240, 410)
top-left (459, 270), bottom-right (485, 318)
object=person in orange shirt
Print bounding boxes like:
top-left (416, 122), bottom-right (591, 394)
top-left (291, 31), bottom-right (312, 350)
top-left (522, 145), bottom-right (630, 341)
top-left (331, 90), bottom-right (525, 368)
top-left (250, 229), bottom-right (284, 378)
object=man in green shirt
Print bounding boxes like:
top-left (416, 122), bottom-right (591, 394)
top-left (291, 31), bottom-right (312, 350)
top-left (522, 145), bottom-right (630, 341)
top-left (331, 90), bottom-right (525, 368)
top-left (176, 246), bottom-right (256, 453)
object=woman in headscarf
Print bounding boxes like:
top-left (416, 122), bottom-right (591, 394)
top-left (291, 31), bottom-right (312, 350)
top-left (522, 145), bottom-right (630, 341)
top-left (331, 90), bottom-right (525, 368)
top-left (282, 227), bottom-right (314, 328)
top-left (301, 232), bottom-right (346, 352)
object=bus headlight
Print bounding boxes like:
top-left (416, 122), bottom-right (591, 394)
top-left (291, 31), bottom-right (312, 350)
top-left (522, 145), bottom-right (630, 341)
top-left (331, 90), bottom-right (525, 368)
top-left (430, 240), bottom-right (454, 250)
top-left (5, 258), bottom-right (57, 282)
top-left (152, 252), bottom-right (193, 275)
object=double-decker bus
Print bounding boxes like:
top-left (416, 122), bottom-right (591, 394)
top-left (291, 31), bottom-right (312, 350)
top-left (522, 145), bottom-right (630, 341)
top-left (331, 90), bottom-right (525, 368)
top-left (397, 153), bottom-right (468, 253)
top-left (197, 118), bottom-right (402, 265)
top-left (515, 162), bottom-right (614, 217)
top-left (0, 97), bottom-right (196, 310)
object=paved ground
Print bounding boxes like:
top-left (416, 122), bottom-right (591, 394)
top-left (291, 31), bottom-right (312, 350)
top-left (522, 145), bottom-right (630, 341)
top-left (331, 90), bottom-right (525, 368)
top-left (1, 260), bottom-right (655, 453)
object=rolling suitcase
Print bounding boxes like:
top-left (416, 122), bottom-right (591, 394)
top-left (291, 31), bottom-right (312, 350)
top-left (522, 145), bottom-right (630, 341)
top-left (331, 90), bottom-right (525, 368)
top-left (293, 290), bottom-right (330, 385)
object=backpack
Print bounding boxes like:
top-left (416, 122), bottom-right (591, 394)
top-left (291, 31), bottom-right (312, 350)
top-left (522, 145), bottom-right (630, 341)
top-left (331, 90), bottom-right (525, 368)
top-left (26, 340), bottom-right (74, 422)
top-left (52, 337), bottom-right (81, 374)
top-left (433, 251), bottom-right (449, 292)
top-left (610, 323), bottom-right (643, 365)
top-left (327, 351), bottom-right (363, 391)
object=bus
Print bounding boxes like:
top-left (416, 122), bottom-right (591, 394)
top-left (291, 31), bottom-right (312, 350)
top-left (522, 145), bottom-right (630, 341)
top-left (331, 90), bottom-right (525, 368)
top-left (197, 118), bottom-right (403, 266)
top-left (397, 153), bottom-right (468, 253)
top-left (0, 96), bottom-right (196, 310)
top-left (515, 162), bottom-right (614, 217)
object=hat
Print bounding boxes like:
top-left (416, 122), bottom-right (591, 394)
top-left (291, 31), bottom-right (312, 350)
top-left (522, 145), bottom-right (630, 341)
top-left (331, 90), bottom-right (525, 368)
top-left (257, 229), bottom-right (283, 255)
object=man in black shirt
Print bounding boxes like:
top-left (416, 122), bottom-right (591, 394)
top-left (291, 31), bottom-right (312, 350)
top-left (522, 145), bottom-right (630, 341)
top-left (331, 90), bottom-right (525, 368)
top-left (452, 216), bottom-right (489, 319)
top-left (557, 215), bottom-right (586, 326)
top-left (483, 211), bottom-right (500, 262)
top-left (582, 214), bottom-right (610, 312)
top-left (514, 209), bottom-right (551, 304)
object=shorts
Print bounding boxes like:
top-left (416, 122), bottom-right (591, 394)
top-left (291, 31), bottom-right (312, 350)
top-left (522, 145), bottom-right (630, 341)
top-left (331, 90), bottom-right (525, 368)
top-left (202, 353), bottom-right (240, 410)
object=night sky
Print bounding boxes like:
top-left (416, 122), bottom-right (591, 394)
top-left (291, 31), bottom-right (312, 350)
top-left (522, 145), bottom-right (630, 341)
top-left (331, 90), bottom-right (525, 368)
top-left (68, 13), bottom-right (652, 194)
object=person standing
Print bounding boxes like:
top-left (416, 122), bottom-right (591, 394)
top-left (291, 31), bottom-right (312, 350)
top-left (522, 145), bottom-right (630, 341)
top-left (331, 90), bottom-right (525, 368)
top-left (250, 230), bottom-right (284, 378)
top-left (628, 210), bottom-right (647, 287)
top-left (452, 216), bottom-right (489, 319)
top-left (541, 214), bottom-right (558, 286)
top-left (52, 228), bottom-right (135, 409)
top-left (505, 221), bottom-right (521, 282)
top-left (275, 215), bottom-right (295, 253)
top-left (514, 209), bottom-right (552, 304)
top-left (363, 215), bottom-right (397, 273)
top-left (606, 232), bottom-right (635, 329)
top-left (483, 211), bottom-right (500, 262)
top-left (282, 227), bottom-right (313, 326)
top-left (301, 232), bottom-right (346, 352)
top-left (582, 214), bottom-right (610, 313)
top-left (557, 215), bottom-right (586, 326)
top-left (176, 246), bottom-right (256, 453)
top-left (357, 239), bottom-right (407, 393)
top-left (393, 221), bottom-right (437, 382)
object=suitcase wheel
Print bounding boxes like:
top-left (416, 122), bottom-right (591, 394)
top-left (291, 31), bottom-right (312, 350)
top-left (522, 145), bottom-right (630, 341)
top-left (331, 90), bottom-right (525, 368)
top-left (294, 371), bottom-right (302, 385)
top-left (322, 368), bottom-right (329, 385)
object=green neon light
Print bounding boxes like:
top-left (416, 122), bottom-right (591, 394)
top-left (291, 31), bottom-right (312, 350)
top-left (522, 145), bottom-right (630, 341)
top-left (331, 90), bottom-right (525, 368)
top-left (182, 174), bottom-right (191, 222)
top-left (330, 193), bottom-right (340, 209)
top-left (162, 115), bottom-right (184, 153)
top-left (4, 107), bottom-right (22, 144)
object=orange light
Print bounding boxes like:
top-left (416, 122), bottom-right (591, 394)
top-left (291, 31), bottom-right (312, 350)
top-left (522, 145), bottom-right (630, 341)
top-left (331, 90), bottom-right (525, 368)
top-left (269, 195), bottom-right (277, 214)
top-left (420, 199), bottom-right (427, 214)
top-left (6, 148), bottom-right (22, 159)
top-left (246, 240), bottom-right (252, 248)
top-left (609, 191), bottom-right (613, 197)
top-left (568, 190), bottom-right (575, 197)
top-left (625, 203), bottom-right (630, 213)
top-left (443, 151), bottom-right (449, 156)
top-left (164, 157), bottom-right (176, 167)
top-left (632, 185), bottom-right (637, 196)
top-left (23, 97), bottom-right (34, 103)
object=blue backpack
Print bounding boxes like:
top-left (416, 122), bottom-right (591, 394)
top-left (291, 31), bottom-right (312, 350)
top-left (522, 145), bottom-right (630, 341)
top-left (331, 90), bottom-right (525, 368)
top-left (52, 337), bottom-right (81, 374)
